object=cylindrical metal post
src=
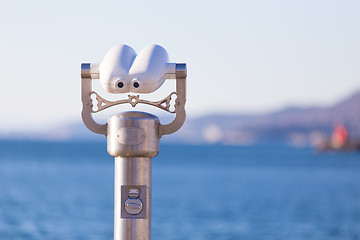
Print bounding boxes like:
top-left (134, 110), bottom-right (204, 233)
top-left (114, 157), bottom-right (152, 240)
top-left (107, 112), bottom-right (159, 240)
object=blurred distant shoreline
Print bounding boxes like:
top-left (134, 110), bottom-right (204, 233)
top-left (2, 90), bottom-right (360, 147)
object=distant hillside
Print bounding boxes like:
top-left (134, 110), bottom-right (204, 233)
top-left (164, 90), bottom-right (360, 145)
top-left (2, 90), bottom-right (360, 145)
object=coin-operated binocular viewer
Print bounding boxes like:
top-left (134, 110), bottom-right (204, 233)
top-left (81, 44), bottom-right (186, 240)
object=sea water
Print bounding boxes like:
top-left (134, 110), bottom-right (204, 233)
top-left (0, 140), bottom-right (359, 240)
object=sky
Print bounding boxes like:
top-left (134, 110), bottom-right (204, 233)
top-left (0, 0), bottom-right (359, 132)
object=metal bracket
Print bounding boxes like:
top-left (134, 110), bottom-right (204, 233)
top-left (81, 63), bottom-right (186, 138)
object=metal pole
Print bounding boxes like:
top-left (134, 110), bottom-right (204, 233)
top-left (107, 112), bottom-right (159, 240)
top-left (114, 157), bottom-right (152, 240)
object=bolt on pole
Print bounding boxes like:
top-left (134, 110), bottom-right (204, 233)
top-left (81, 44), bottom-right (186, 240)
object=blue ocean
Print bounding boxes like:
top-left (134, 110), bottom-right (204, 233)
top-left (0, 140), bottom-right (359, 240)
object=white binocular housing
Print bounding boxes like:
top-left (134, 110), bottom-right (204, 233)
top-left (90, 44), bottom-right (177, 94)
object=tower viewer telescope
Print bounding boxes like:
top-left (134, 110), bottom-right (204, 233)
top-left (81, 44), bottom-right (186, 240)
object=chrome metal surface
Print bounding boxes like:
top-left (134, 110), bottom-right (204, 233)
top-left (81, 63), bottom-right (91, 78)
top-left (175, 63), bottom-right (187, 78)
top-left (81, 77), bottom-right (107, 136)
top-left (158, 63), bottom-right (187, 137)
top-left (114, 157), bottom-right (152, 240)
top-left (107, 112), bottom-right (160, 158)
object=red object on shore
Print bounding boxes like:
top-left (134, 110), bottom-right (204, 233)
top-left (332, 124), bottom-right (348, 148)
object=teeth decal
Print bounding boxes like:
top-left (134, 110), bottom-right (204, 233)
top-left (89, 91), bottom-right (178, 114)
